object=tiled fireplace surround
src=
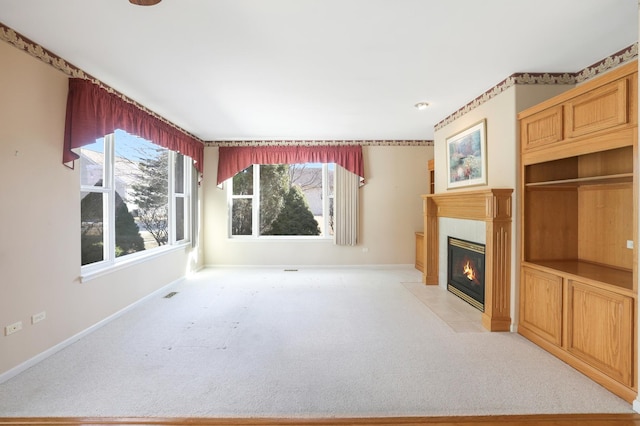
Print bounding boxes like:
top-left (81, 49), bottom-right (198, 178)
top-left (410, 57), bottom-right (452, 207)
top-left (422, 189), bottom-right (513, 331)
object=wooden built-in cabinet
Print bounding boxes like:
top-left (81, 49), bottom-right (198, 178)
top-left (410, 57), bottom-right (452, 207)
top-left (518, 61), bottom-right (638, 402)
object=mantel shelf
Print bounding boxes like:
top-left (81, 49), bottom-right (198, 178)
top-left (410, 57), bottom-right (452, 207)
top-left (525, 173), bottom-right (633, 188)
top-left (422, 188), bottom-right (513, 222)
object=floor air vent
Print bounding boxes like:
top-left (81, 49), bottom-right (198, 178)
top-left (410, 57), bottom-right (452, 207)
top-left (163, 292), bottom-right (178, 298)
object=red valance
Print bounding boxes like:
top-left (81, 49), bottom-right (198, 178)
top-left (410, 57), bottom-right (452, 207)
top-left (63, 78), bottom-right (204, 173)
top-left (217, 145), bottom-right (365, 185)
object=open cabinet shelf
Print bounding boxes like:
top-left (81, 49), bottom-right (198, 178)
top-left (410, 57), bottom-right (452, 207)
top-left (524, 172), bottom-right (633, 188)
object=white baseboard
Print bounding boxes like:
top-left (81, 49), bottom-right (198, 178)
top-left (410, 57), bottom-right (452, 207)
top-left (0, 277), bottom-right (184, 385)
top-left (204, 263), bottom-right (417, 270)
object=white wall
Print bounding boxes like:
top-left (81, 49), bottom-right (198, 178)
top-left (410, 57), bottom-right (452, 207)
top-left (203, 144), bottom-right (433, 266)
top-left (0, 41), bottom-right (201, 377)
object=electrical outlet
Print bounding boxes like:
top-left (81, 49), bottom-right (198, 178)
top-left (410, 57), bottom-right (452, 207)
top-left (32, 311), bottom-right (46, 324)
top-left (627, 240), bottom-right (634, 249)
top-left (5, 321), bottom-right (23, 336)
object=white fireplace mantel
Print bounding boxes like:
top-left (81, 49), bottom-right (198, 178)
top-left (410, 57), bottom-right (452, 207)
top-left (421, 188), bottom-right (513, 331)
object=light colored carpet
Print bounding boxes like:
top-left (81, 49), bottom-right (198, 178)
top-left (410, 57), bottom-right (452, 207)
top-left (0, 267), bottom-right (633, 417)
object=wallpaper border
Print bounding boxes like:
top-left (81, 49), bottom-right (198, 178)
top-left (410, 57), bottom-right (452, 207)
top-left (206, 140), bottom-right (434, 147)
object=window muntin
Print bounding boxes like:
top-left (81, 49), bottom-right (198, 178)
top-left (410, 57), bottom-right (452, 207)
top-left (229, 163), bottom-right (334, 238)
top-left (80, 130), bottom-right (191, 269)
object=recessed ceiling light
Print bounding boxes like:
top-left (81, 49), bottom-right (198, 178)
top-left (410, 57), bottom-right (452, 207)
top-left (129, 0), bottom-right (162, 5)
top-left (414, 102), bottom-right (430, 110)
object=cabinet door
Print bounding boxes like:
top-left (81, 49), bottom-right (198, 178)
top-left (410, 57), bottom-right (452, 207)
top-left (519, 266), bottom-right (563, 346)
top-left (567, 280), bottom-right (633, 387)
top-left (521, 105), bottom-right (563, 152)
top-left (565, 78), bottom-right (628, 138)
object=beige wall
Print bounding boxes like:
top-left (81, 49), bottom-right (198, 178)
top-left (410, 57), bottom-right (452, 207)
top-left (202, 144), bottom-right (433, 266)
top-left (0, 41), bottom-right (201, 376)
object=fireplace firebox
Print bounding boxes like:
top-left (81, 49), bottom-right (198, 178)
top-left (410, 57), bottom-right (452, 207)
top-left (447, 237), bottom-right (485, 311)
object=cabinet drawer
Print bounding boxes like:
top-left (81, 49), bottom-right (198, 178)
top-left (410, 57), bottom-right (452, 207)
top-left (521, 105), bottom-right (563, 152)
top-left (565, 78), bottom-right (629, 138)
top-left (519, 266), bottom-right (563, 346)
top-left (566, 280), bottom-right (633, 387)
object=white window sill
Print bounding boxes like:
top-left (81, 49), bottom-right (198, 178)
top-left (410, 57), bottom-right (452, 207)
top-left (227, 236), bottom-right (334, 242)
top-left (80, 243), bottom-right (190, 283)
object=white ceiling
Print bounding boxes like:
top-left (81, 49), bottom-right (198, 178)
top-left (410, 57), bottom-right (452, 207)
top-left (0, 0), bottom-right (637, 141)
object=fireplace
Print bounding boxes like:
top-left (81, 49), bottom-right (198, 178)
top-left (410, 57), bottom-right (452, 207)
top-left (422, 189), bottom-right (512, 331)
top-left (447, 236), bottom-right (485, 312)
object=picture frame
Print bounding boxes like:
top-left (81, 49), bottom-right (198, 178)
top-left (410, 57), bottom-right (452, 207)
top-left (446, 119), bottom-right (487, 189)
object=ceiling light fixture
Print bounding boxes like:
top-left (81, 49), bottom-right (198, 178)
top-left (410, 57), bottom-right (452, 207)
top-left (129, 0), bottom-right (162, 5)
top-left (414, 102), bottom-right (430, 110)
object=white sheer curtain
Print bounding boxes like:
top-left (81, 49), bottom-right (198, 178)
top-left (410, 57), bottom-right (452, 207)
top-left (334, 165), bottom-right (359, 246)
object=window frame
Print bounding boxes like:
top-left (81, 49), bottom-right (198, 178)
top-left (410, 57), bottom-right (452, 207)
top-left (80, 131), bottom-right (193, 280)
top-left (227, 163), bottom-right (334, 239)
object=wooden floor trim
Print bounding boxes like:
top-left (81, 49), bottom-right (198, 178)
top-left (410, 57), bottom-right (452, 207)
top-left (2, 414), bottom-right (640, 426)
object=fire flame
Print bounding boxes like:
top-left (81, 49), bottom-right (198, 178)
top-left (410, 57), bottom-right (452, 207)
top-left (463, 261), bottom-right (475, 281)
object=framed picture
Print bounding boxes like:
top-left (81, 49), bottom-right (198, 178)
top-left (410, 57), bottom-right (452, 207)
top-left (446, 119), bottom-right (487, 189)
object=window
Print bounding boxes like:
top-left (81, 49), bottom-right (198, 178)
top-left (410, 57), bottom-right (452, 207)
top-left (80, 129), bottom-right (192, 268)
top-left (229, 163), bottom-right (334, 237)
